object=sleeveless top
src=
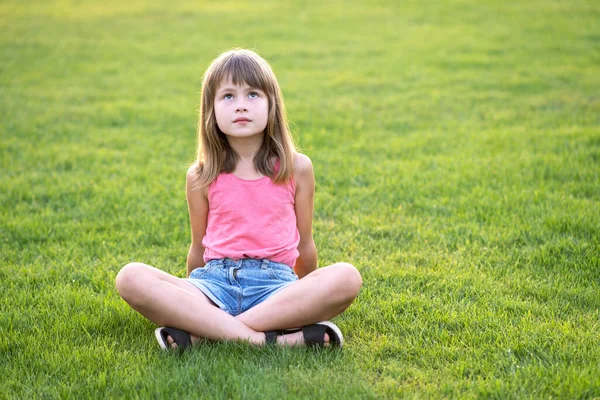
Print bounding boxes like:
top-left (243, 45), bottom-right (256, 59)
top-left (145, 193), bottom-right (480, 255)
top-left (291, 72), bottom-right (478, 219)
top-left (202, 166), bottom-right (300, 268)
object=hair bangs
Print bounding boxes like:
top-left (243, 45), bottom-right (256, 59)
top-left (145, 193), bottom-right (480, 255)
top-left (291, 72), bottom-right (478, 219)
top-left (215, 52), bottom-right (272, 94)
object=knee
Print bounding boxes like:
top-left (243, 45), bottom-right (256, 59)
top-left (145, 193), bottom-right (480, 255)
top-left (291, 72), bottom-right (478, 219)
top-left (115, 262), bottom-right (147, 301)
top-left (333, 262), bottom-right (362, 300)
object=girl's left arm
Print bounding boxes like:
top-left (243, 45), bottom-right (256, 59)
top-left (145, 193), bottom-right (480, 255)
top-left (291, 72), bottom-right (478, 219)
top-left (293, 153), bottom-right (318, 278)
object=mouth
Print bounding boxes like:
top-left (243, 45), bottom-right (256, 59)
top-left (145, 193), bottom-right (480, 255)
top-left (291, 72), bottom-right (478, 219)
top-left (233, 117), bottom-right (251, 123)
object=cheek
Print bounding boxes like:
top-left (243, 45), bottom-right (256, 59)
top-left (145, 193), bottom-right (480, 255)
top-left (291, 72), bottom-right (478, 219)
top-left (213, 104), bottom-right (227, 125)
top-left (260, 100), bottom-right (270, 120)
top-left (258, 103), bottom-right (269, 128)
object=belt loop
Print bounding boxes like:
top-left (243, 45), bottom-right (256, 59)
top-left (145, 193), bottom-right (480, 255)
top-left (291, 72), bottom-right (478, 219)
top-left (261, 259), bottom-right (269, 269)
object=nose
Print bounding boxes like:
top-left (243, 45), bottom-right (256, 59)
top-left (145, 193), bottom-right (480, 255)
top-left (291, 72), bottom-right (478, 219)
top-left (235, 100), bottom-right (248, 112)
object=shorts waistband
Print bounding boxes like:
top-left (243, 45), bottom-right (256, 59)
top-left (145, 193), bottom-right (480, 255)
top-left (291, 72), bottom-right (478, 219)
top-left (206, 258), bottom-right (288, 270)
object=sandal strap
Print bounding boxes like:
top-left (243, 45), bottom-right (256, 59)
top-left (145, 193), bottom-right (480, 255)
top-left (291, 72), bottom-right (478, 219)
top-left (302, 324), bottom-right (328, 346)
top-left (161, 327), bottom-right (192, 349)
top-left (264, 331), bottom-right (278, 345)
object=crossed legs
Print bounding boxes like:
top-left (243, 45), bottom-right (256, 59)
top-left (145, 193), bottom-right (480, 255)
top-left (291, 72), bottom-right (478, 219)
top-left (115, 262), bottom-right (362, 347)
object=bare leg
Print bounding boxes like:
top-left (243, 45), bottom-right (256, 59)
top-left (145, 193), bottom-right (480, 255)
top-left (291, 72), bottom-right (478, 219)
top-left (236, 262), bottom-right (362, 333)
top-left (115, 262), bottom-right (264, 344)
top-left (115, 262), bottom-right (361, 348)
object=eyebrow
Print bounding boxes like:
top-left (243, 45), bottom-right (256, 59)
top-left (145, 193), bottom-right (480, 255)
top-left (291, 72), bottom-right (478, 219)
top-left (216, 85), bottom-right (262, 94)
top-left (217, 86), bottom-right (236, 93)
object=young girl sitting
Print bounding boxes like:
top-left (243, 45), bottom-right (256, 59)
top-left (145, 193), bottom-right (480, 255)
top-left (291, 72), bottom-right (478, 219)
top-left (115, 48), bottom-right (362, 349)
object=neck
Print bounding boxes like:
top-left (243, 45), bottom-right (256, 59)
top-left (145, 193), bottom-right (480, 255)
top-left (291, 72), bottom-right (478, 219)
top-left (227, 133), bottom-right (264, 161)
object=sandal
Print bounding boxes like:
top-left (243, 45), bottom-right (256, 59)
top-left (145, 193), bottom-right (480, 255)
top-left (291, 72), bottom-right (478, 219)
top-left (155, 327), bottom-right (192, 350)
top-left (264, 321), bottom-right (344, 348)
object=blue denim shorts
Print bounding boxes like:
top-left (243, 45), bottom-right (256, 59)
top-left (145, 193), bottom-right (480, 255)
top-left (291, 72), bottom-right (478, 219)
top-left (186, 258), bottom-right (298, 316)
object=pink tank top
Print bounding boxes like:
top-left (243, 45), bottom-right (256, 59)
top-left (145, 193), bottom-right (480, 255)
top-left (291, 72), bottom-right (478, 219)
top-left (202, 168), bottom-right (300, 268)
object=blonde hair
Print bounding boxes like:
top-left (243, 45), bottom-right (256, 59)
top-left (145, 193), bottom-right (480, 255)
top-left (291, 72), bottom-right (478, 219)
top-left (192, 48), bottom-right (296, 188)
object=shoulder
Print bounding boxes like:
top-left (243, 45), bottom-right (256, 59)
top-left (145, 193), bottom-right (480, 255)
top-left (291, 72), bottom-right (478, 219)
top-left (293, 153), bottom-right (314, 189)
top-left (186, 163), bottom-right (199, 188)
top-left (186, 163), bottom-right (208, 197)
top-left (293, 152), bottom-right (313, 176)
top-left (186, 163), bottom-right (198, 178)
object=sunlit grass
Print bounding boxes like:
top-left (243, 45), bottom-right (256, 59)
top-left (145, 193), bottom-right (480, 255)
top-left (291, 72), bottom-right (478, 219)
top-left (1, 0), bottom-right (598, 398)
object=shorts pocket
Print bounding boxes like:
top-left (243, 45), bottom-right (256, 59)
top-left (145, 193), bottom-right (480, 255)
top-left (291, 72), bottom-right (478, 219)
top-left (189, 261), bottom-right (222, 279)
top-left (189, 266), bottom-right (211, 279)
top-left (267, 265), bottom-right (297, 282)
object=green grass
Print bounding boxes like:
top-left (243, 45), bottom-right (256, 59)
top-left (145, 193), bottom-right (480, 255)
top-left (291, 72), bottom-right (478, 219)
top-left (1, 0), bottom-right (599, 398)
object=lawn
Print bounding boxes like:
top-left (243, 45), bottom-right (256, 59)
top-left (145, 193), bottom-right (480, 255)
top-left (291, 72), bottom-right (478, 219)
top-left (1, 0), bottom-right (599, 398)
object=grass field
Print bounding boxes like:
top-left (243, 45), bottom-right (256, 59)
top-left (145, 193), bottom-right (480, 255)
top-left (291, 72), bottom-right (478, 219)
top-left (1, 0), bottom-right (599, 398)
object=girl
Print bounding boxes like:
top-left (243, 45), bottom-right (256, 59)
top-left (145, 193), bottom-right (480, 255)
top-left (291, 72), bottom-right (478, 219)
top-left (115, 49), bottom-right (362, 349)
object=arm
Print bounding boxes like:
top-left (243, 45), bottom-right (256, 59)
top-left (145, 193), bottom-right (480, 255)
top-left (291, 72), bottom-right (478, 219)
top-left (293, 153), bottom-right (318, 279)
top-left (185, 165), bottom-right (209, 277)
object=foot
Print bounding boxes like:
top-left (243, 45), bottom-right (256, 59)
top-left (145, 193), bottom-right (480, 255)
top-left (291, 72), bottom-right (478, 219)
top-left (276, 330), bottom-right (331, 347)
top-left (265, 321), bottom-right (344, 348)
top-left (167, 333), bottom-right (198, 349)
top-left (155, 327), bottom-right (194, 350)
top-left (164, 331), bottom-right (330, 348)
top-left (156, 321), bottom-right (343, 350)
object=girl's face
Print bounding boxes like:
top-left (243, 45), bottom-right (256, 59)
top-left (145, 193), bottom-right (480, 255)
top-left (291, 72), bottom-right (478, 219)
top-left (213, 77), bottom-right (269, 140)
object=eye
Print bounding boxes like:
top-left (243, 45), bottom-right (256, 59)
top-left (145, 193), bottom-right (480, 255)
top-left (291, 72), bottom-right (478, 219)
top-left (248, 91), bottom-right (259, 99)
top-left (223, 93), bottom-right (233, 100)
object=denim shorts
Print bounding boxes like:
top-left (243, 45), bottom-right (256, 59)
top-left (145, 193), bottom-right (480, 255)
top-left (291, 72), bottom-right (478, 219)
top-left (186, 258), bottom-right (298, 316)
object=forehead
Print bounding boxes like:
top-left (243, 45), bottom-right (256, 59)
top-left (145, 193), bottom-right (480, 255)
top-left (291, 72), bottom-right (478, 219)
top-left (215, 78), bottom-right (266, 94)
top-left (216, 76), bottom-right (257, 91)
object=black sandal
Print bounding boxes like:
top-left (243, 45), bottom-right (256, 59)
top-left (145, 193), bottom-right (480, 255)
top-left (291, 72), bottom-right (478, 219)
top-left (264, 330), bottom-right (280, 345)
top-left (155, 327), bottom-right (192, 350)
top-left (264, 321), bottom-right (344, 348)
top-left (301, 321), bottom-right (344, 347)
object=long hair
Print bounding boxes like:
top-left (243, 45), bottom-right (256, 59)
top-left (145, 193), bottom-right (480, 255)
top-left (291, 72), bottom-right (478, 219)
top-left (192, 49), bottom-right (297, 188)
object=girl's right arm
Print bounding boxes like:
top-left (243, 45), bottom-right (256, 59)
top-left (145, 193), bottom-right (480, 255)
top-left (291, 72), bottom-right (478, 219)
top-left (185, 165), bottom-right (209, 277)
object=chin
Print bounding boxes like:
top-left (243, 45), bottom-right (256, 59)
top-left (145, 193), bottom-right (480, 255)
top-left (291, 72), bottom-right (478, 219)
top-left (225, 131), bottom-right (264, 139)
